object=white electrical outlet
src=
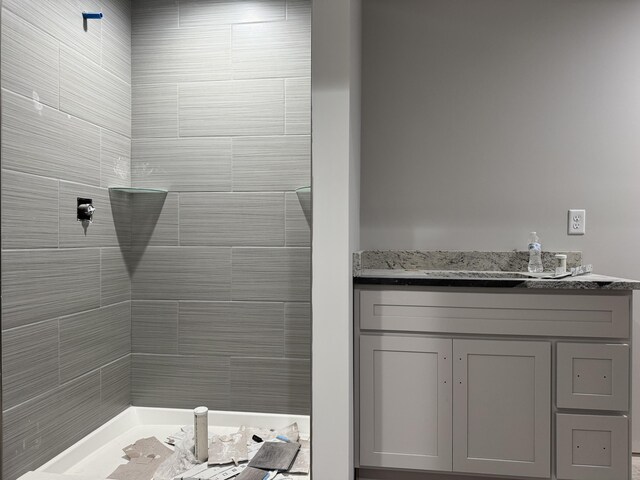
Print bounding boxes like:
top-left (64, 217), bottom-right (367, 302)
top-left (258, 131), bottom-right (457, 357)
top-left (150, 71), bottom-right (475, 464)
top-left (568, 209), bottom-right (586, 235)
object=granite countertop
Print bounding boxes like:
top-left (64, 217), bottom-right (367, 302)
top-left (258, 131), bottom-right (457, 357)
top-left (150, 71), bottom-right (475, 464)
top-left (354, 268), bottom-right (640, 290)
top-left (353, 251), bottom-right (640, 290)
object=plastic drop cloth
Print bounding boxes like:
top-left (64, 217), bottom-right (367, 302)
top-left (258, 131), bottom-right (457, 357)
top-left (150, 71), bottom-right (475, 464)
top-left (153, 426), bottom-right (198, 480)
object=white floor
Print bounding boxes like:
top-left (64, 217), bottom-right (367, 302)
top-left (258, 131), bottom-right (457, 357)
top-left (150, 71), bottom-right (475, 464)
top-left (23, 406), bottom-right (310, 480)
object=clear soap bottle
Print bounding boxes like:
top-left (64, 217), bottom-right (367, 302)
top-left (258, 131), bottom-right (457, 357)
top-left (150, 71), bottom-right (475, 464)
top-left (528, 232), bottom-right (543, 273)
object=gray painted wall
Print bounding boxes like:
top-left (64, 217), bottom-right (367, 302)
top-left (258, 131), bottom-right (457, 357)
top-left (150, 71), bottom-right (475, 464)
top-left (129, 0), bottom-right (311, 415)
top-left (0, 0), bottom-right (132, 478)
top-left (360, 0), bottom-right (640, 280)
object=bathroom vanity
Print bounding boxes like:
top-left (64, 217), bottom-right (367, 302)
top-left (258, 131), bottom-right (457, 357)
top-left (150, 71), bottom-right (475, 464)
top-left (353, 253), bottom-right (640, 480)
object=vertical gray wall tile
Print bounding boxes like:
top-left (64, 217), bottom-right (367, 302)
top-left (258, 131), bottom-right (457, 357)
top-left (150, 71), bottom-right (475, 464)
top-left (100, 354), bottom-right (131, 422)
top-left (3, 0), bottom-right (102, 63)
top-left (2, 319), bottom-right (60, 409)
top-left (1, 90), bottom-right (101, 185)
top-left (132, 192), bottom-right (179, 247)
top-left (179, 0), bottom-right (285, 27)
top-left (132, 84), bottom-right (178, 138)
top-left (102, 0), bottom-right (132, 83)
top-left (232, 20), bottom-right (310, 79)
top-left (132, 138), bottom-right (232, 191)
top-left (1, 9), bottom-right (59, 108)
top-left (133, 26), bottom-right (231, 84)
top-left (59, 181), bottom-right (131, 248)
top-left (101, 248), bottom-right (131, 306)
top-left (232, 247), bottom-right (310, 301)
top-left (132, 0), bottom-right (179, 33)
top-left (180, 193), bottom-right (285, 246)
top-left (284, 303), bottom-right (310, 358)
top-left (285, 191), bottom-right (311, 246)
top-left (59, 302), bottom-right (131, 383)
top-left (132, 247), bottom-right (231, 300)
top-left (1, 249), bottom-right (101, 329)
top-left (1, 169), bottom-right (59, 249)
top-left (285, 77), bottom-right (310, 134)
top-left (179, 302), bottom-right (284, 357)
top-left (286, 0), bottom-right (311, 22)
top-left (178, 79), bottom-right (284, 137)
top-left (101, 130), bottom-right (131, 188)
top-left (60, 46), bottom-right (131, 137)
top-left (132, 354), bottom-right (229, 409)
top-left (230, 357), bottom-right (310, 414)
top-left (232, 136), bottom-right (310, 191)
top-left (132, 301), bottom-right (178, 354)
top-left (2, 372), bottom-right (101, 480)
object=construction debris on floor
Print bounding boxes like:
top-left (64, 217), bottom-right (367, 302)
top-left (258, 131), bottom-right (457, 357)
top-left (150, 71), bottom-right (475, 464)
top-left (107, 418), bottom-right (310, 480)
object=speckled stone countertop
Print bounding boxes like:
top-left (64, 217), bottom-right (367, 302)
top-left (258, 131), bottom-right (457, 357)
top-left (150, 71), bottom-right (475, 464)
top-left (353, 251), bottom-right (640, 290)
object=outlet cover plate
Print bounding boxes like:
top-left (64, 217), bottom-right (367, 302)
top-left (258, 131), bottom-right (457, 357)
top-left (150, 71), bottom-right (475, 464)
top-left (568, 209), bottom-right (586, 235)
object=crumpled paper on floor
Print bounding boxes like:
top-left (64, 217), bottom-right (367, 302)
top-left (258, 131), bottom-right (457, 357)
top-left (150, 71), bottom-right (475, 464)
top-left (108, 437), bottom-right (173, 480)
top-left (207, 429), bottom-right (248, 466)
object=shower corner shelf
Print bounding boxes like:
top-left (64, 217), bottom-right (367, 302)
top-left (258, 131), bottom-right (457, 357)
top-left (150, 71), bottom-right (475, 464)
top-left (108, 187), bottom-right (168, 194)
top-left (295, 186), bottom-right (311, 193)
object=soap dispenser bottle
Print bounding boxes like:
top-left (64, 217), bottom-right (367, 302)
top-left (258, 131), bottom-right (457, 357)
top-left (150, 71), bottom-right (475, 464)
top-left (528, 232), bottom-right (543, 273)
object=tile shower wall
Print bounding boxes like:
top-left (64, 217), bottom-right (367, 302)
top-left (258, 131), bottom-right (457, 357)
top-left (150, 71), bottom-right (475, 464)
top-left (130, 0), bottom-right (311, 415)
top-left (1, 1), bottom-right (132, 478)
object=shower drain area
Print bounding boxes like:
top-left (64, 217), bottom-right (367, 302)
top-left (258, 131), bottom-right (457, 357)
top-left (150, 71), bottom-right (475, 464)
top-left (25, 407), bottom-right (310, 480)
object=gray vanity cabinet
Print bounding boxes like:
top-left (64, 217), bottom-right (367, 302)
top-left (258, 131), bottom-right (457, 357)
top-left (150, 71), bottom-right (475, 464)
top-left (359, 335), bottom-right (452, 471)
top-left (452, 339), bottom-right (551, 478)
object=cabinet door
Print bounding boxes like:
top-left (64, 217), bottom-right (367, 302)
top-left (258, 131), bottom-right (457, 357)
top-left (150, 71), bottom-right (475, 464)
top-left (360, 335), bottom-right (452, 471)
top-left (453, 339), bottom-right (551, 478)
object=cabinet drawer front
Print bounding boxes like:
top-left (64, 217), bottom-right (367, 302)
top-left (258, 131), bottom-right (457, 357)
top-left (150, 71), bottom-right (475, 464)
top-left (556, 414), bottom-right (629, 480)
top-left (359, 290), bottom-right (629, 338)
top-left (360, 335), bottom-right (452, 471)
top-left (557, 343), bottom-right (629, 411)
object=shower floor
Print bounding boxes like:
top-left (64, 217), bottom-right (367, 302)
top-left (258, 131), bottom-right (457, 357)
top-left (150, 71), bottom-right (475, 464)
top-left (25, 406), bottom-right (310, 480)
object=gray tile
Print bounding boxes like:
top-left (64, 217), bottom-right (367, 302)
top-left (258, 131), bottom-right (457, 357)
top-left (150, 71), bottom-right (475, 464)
top-left (132, 138), bottom-right (232, 191)
top-left (100, 354), bottom-right (131, 423)
top-left (101, 130), bottom-right (131, 188)
top-left (285, 77), bottom-right (310, 134)
top-left (132, 247), bottom-right (231, 300)
top-left (232, 136), bottom-right (310, 191)
top-left (133, 25), bottom-right (231, 84)
top-left (232, 248), bottom-right (310, 302)
top-left (132, 192), bottom-right (179, 247)
top-left (132, 0), bottom-right (179, 33)
top-left (2, 320), bottom-right (59, 409)
top-left (230, 357), bottom-right (310, 414)
top-left (59, 302), bottom-right (131, 383)
top-left (101, 0), bottom-right (132, 83)
top-left (59, 181), bottom-right (131, 248)
top-left (1, 89), bottom-right (101, 185)
top-left (180, 193), bottom-right (285, 246)
top-left (284, 303), bottom-right (310, 358)
top-left (131, 354), bottom-right (229, 410)
top-left (132, 301), bottom-right (178, 354)
top-left (3, 0), bottom-right (102, 64)
top-left (2, 372), bottom-right (101, 480)
top-left (60, 46), bottom-right (131, 137)
top-left (1, 9), bottom-right (59, 108)
top-left (286, 0), bottom-right (311, 22)
top-left (179, 79), bottom-right (284, 137)
top-left (1, 169), bottom-right (59, 249)
top-left (101, 248), bottom-right (131, 306)
top-left (179, 302), bottom-right (284, 357)
top-left (232, 20), bottom-right (310, 79)
top-left (1, 249), bottom-right (101, 330)
top-left (132, 84), bottom-right (178, 138)
top-left (179, 0), bottom-right (285, 27)
top-left (285, 191), bottom-right (311, 246)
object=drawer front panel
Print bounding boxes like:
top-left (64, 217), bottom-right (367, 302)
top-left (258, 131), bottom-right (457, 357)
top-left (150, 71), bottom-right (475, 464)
top-left (557, 343), bottom-right (629, 411)
top-left (556, 414), bottom-right (629, 480)
top-left (359, 290), bottom-right (629, 338)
